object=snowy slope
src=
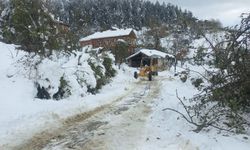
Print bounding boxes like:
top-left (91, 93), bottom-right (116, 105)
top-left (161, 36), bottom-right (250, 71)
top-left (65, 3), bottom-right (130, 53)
top-left (137, 33), bottom-right (250, 149)
top-left (1, 35), bottom-right (250, 150)
top-left (0, 42), bottom-right (137, 146)
top-left (138, 69), bottom-right (250, 150)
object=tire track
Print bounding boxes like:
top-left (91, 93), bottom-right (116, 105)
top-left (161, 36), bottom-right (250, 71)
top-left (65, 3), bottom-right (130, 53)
top-left (7, 77), bottom-right (162, 150)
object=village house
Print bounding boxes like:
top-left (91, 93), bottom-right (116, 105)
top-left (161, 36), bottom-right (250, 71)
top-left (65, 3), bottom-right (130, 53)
top-left (79, 28), bottom-right (137, 54)
top-left (126, 49), bottom-right (175, 70)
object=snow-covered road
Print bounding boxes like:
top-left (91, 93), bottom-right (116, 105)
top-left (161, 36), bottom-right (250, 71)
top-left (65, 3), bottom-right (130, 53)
top-left (2, 70), bottom-right (250, 150)
top-left (12, 77), bottom-right (162, 150)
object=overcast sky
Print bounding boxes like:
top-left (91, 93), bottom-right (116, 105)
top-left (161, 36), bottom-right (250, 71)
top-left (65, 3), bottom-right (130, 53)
top-left (149, 0), bottom-right (250, 26)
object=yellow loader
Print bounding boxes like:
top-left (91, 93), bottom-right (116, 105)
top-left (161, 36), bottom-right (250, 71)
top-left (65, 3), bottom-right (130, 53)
top-left (134, 57), bottom-right (158, 81)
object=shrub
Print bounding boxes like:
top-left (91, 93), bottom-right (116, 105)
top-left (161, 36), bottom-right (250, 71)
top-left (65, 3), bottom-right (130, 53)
top-left (191, 78), bottom-right (204, 88)
top-left (103, 57), bottom-right (116, 78)
top-left (53, 76), bottom-right (71, 100)
top-left (87, 55), bottom-right (117, 93)
top-left (179, 71), bottom-right (188, 83)
top-left (36, 83), bottom-right (51, 99)
top-left (87, 85), bottom-right (96, 94)
top-left (88, 60), bottom-right (107, 91)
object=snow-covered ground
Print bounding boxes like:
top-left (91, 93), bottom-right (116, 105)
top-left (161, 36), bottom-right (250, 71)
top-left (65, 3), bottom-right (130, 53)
top-left (139, 69), bottom-right (250, 150)
top-left (0, 41), bottom-right (250, 149)
top-left (0, 42), bottom-right (137, 147)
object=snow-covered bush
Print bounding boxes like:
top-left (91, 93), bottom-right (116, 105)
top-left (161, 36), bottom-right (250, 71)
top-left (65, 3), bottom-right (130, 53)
top-left (103, 56), bottom-right (116, 78)
top-left (191, 78), bottom-right (204, 88)
top-left (11, 47), bottom-right (117, 100)
top-left (174, 15), bottom-right (250, 133)
top-left (52, 76), bottom-right (72, 100)
top-left (87, 52), bottom-right (117, 93)
top-left (88, 58), bottom-right (106, 92)
top-left (179, 71), bottom-right (189, 83)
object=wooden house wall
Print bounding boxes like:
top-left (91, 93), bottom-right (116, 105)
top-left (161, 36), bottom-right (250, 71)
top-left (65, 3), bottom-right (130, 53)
top-left (80, 31), bottom-right (136, 54)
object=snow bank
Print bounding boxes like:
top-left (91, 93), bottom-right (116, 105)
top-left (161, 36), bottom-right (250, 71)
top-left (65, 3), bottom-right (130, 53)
top-left (139, 68), bottom-right (250, 150)
top-left (0, 42), bottom-right (136, 146)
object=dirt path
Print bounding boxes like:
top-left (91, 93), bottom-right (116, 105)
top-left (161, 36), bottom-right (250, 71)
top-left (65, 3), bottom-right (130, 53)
top-left (11, 77), bottom-right (162, 150)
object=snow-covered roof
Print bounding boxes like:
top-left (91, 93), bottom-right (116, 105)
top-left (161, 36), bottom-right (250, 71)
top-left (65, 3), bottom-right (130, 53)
top-left (80, 28), bottom-right (134, 42)
top-left (126, 49), bottom-right (175, 60)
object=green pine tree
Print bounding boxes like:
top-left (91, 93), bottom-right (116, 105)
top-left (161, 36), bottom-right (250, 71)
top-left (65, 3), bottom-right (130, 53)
top-left (2, 0), bottom-right (60, 56)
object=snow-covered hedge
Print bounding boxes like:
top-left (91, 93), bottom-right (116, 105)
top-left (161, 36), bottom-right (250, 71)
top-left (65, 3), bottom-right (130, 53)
top-left (11, 47), bottom-right (117, 100)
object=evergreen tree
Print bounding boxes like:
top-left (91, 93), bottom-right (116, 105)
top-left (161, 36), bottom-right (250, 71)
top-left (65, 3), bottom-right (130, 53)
top-left (1, 0), bottom-right (80, 55)
top-left (211, 14), bottom-right (250, 111)
top-left (46, 0), bottom-right (202, 36)
top-left (0, 0), bottom-right (220, 56)
top-left (2, 0), bottom-right (59, 55)
top-left (113, 40), bottom-right (129, 64)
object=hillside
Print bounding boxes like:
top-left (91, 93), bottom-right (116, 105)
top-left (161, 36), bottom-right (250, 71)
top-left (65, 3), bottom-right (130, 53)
top-left (0, 39), bottom-right (249, 149)
top-left (0, 41), bottom-right (137, 146)
top-left (46, 0), bottom-right (222, 36)
top-left (0, 0), bottom-right (249, 149)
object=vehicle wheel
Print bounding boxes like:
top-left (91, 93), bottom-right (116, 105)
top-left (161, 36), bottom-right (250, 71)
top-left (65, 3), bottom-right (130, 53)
top-left (148, 72), bottom-right (152, 81)
top-left (134, 71), bottom-right (138, 79)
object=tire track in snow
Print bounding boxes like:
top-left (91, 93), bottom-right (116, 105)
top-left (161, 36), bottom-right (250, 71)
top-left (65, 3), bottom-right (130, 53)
top-left (9, 78), bottom-right (161, 150)
top-left (80, 79), bottom-right (161, 150)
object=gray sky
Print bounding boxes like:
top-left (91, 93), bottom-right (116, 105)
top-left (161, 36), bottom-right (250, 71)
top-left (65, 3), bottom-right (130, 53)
top-left (149, 0), bottom-right (250, 26)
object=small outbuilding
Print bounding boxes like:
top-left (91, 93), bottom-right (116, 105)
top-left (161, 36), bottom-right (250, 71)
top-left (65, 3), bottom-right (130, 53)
top-left (126, 49), bottom-right (175, 70)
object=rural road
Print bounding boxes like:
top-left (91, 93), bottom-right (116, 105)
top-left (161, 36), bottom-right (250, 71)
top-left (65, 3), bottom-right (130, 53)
top-left (13, 77), bottom-right (162, 150)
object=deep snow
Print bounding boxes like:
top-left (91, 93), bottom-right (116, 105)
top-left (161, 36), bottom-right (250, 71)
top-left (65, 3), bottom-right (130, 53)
top-left (0, 42), bottom-right (137, 147)
top-left (139, 70), bottom-right (250, 150)
top-left (0, 41), bottom-right (250, 149)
